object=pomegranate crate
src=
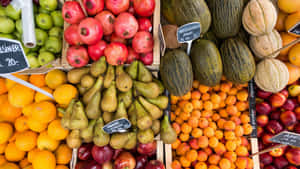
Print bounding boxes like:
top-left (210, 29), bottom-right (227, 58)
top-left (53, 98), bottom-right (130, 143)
top-left (61, 0), bottom-right (161, 71)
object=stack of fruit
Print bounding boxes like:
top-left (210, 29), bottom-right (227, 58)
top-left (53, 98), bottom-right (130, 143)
top-left (256, 85), bottom-right (300, 169)
top-left (0, 0), bottom-right (64, 69)
top-left (0, 70), bottom-right (80, 169)
top-left (62, 0), bottom-right (155, 68)
top-left (170, 79), bottom-right (254, 169)
top-left (59, 58), bottom-right (175, 151)
top-left (75, 141), bottom-right (165, 169)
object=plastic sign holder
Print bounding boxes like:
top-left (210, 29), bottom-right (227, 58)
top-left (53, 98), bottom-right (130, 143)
top-left (103, 118), bottom-right (132, 134)
top-left (177, 22), bottom-right (201, 55)
top-left (0, 38), bottom-right (53, 99)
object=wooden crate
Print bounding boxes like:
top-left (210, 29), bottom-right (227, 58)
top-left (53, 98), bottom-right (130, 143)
top-left (61, 0), bottom-right (161, 71)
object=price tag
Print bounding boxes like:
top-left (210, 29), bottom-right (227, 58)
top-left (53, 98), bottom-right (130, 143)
top-left (288, 21), bottom-right (300, 36)
top-left (177, 22), bottom-right (201, 43)
top-left (270, 131), bottom-right (300, 148)
top-left (0, 38), bottom-right (29, 74)
top-left (103, 118), bottom-right (131, 134)
top-left (248, 79), bottom-right (257, 138)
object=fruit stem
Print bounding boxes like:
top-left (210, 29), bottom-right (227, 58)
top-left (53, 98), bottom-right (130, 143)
top-left (81, 28), bottom-right (89, 36)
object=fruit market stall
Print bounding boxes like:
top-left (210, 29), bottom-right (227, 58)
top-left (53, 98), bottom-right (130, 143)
top-left (0, 0), bottom-right (300, 169)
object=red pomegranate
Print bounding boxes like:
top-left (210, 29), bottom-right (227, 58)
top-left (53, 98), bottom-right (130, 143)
top-left (88, 40), bottom-right (107, 61)
top-left (62, 1), bottom-right (85, 24)
top-left (67, 46), bottom-right (89, 68)
top-left (95, 10), bottom-right (116, 35)
top-left (83, 0), bottom-right (104, 16)
top-left (114, 12), bottom-right (139, 39)
top-left (106, 0), bottom-right (130, 15)
top-left (104, 42), bottom-right (128, 65)
top-left (133, 0), bottom-right (155, 17)
top-left (64, 24), bottom-right (83, 46)
top-left (132, 31), bottom-right (153, 53)
top-left (78, 18), bottom-right (103, 45)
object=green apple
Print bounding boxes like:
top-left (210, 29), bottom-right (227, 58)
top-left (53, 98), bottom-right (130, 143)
top-left (0, 6), bottom-right (5, 16)
top-left (36, 13), bottom-right (53, 30)
top-left (38, 7), bottom-right (51, 14)
top-left (16, 20), bottom-right (22, 33)
top-left (0, 16), bottom-right (15, 34)
top-left (39, 47), bottom-right (48, 53)
top-left (51, 11), bottom-right (63, 27)
top-left (45, 36), bottom-right (62, 54)
top-left (0, 33), bottom-right (14, 39)
top-left (26, 53), bottom-right (40, 68)
top-left (49, 27), bottom-right (62, 38)
top-left (33, 5), bottom-right (38, 14)
top-left (30, 45), bottom-right (40, 52)
top-left (21, 43), bottom-right (31, 54)
top-left (14, 32), bottom-right (21, 40)
top-left (38, 51), bottom-right (55, 66)
top-left (35, 28), bottom-right (48, 46)
top-left (5, 5), bottom-right (21, 20)
top-left (40, 0), bottom-right (58, 12)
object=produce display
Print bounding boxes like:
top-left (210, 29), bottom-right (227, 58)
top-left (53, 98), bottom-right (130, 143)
top-left (256, 85), bottom-right (300, 168)
top-left (170, 80), bottom-right (254, 169)
top-left (0, 0), bottom-right (300, 169)
top-left (62, 0), bottom-right (155, 67)
top-left (0, 1), bottom-right (64, 69)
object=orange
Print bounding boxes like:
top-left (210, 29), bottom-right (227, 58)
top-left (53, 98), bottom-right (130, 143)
top-left (236, 146), bottom-right (249, 157)
top-left (27, 117), bottom-right (48, 132)
top-left (183, 102), bottom-right (193, 113)
top-left (55, 144), bottom-right (72, 165)
top-left (5, 142), bottom-right (25, 162)
top-left (34, 87), bottom-right (54, 102)
top-left (188, 117), bottom-right (199, 128)
top-left (240, 114), bottom-right (250, 124)
top-left (179, 156), bottom-right (191, 168)
top-left (275, 10), bottom-right (288, 31)
top-left (29, 75), bottom-right (45, 88)
top-left (47, 119), bottom-right (69, 140)
top-left (198, 118), bottom-right (209, 128)
top-left (0, 162), bottom-right (20, 169)
top-left (225, 140), bottom-right (237, 151)
top-left (198, 136), bottom-right (209, 148)
top-left (235, 157), bottom-right (248, 169)
top-left (0, 78), bottom-right (7, 95)
top-left (170, 95), bottom-right (179, 105)
top-left (242, 124), bottom-right (252, 135)
top-left (181, 91), bottom-right (191, 100)
top-left (27, 148), bottom-right (40, 163)
top-left (31, 101), bottom-right (56, 123)
top-left (235, 125), bottom-right (244, 137)
top-left (37, 131), bottom-right (60, 151)
top-left (0, 95), bottom-right (22, 122)
top-left (171, 160), bottom-right (181, 169)
top-left (24, 165), bottom-right (33, 169)
top-left (14, 116), bottom-right (29, 132)
top-left (204, 101), bottom-right (213, 111)
top-left (22, 103), bottom-right (34, 117)
top-left (278, 0), bottom-right (300, 13)
top-left (236, 90), bottom-right (248, 101)
top-left (176, 143), bottom-right (190, 156)
top-left (215, 130), bottom-right (223, 140)
top-left (0, 143), bottom-right (7, 154)
top-left (224, 152), bottom-right (237, 162)
top-left (45, 70), bottom-right (67, 89)
top-left (53, 84), bottom-right (78, 107)
top-left (179, 133), bottom-right (189, 142)
top-left (0, 155), bottom-right (6, 165)
top-left (15, 130), bottom-right (37, 151)
top-left (195, 162), bottom-right (207, 169)
top-left (199, 85), bottom-right (210, 93)
top-left (225, 96), bottom-right (236, 105)
top-left (214, 143), bottom-right (226, 155)
top-left (203, 127), bottom-right (214, 137)
top-left (191, 128), bottom-right (203, 138)
top-left (224, 121), bottom-right (236, 131)
top-left (224, 131), bottom-right (236, 140)
top-left (228, 88), bottom-right (238, 96)
top-left (55, 165), bottom-right (68, 169)
top-left (8, 84), bottom-right (35, 108)
top-left (5, 74), bottom-right (29, 90)
top-left (280, 32), bottom-right (298, 56)
top-left (32, 150), bottom-right (56, 169)
top-left (219, 158), bottom-right (231, 169)
top-left (285, 12), bottom-right (300, 35)
top-left (191, 91), bottom-right (201, 100)
top-left (289, 43), bottom-right (300, 66)
top-left (181, 123), bottom-right (192, 134)
top-left (208, 165), bottom-right (220, 169)
top-left (171, 139), bottom-right (181, 149)
top-left (0, 122), bottom-right (13, 144)
top-left (208, 136), bottom-right (219, 148)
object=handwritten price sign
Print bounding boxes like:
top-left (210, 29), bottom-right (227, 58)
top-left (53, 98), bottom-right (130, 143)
top-left (0, 38), bottom-right (28, 74)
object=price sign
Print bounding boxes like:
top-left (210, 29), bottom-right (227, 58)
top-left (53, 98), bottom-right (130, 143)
top-left (270, 131), bottom-right (300, 148)
top-left (103, 118), bottom-right (131, 134)
top-left (248, 79), bottom-right (257, 138)
top-left (177, 22), bottom-right (201, 43)
top-left (0, 38), bottom-right (28, 74)
top-left (288, 21), bottom-right (300, 36)
top-left (158, 24), bottom-right (166, 56)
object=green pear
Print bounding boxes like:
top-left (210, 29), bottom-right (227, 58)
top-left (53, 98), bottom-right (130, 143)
top-left (90, 57), bottom-right (107, 77)
top-left (0, 33), bottom-right (14, 39)
top-left (83, 76), bottom-right (104, 104)
top-left (93, 117), bottom-right (110, 147)
top-left (67, 130), bottom-right (82, 149)
top-left (138, 96), bottom-right (163, 120)
top-left (110, 133), bottom-right (129, 149)
top-left (124, 131), bottom-right (137, 150)
top-left (153, 78), bottom-right (165, 95)
top-left (67, 67), bottom-right (90, 84)
top-left (101, 82), bottom-right (117, 112)
top-left (137, 128), bottom-right (154, 144)
top-left (126, 60), bottom-right (138, 80)
top-left (116, 66), bottom-right (133, 92)
top-left (118, 89), bottom-right (132, 108)
top-left (134, 100), bottom-right (152, 130)
top-left (160, 114), bottom-right (177, 144)
top-left (134, 81), bottom-right (160, 99)
top-left (69, 101), bottom-right (89, 130)
top-left (104, 65), bottom-right (115, 88)
top-left (59, 99), bottom-right (76, 129)
top-left (114, 101), bottom-right (128, 120)
top-left (81, 74), bottom-right (95, 89)
top-left (152, 120), bottom-right (160, 135)
top-left (138, 61), bottom-right (152, 82)
top-left (86, 91), bottom-right (101, 119)
top-left (80, 119), bottom-right (96, 143)
top-left (147, 96), bottom-right (169, 109)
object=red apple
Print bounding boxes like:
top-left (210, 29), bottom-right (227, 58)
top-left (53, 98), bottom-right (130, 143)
top-left (260, 153), bottom-right (273, 165)
top-left (280, 111), bottom-right (297, 127)
top-left (256, 102), bottom-right (272, 115)
top-left (274, 156), bottom-right (289, 169)
top-left (258, 141), bottom-right (264, 151)
top-left (145, 160), bottom-right (165, 169)
top-left (282, 99), bottom-right (297, 111)
top-left (269, 147), bottom-right (285, 157)
top-left (266, 120), bottom-right (284, 134)
top-left (264, 165), bottom-right (277, 169)
top-left (270, 111), bottom-right (281, 120)
top-left (137, 141), bottom-right (157, 156)
top-left (280, 89), bottom-right (289, 98)
top-left (257, 89), bottom-right (272, 99)
top-left (270, 93), bottom-right (287, 108)
top-left (257, 115), bottom-right (269, 127)
top-left (294, 123), bottom-right (300, 134)
top-left (262, 133), bottom-right (274, 144)
top-left (285, 148), bottom-right (300, 166)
